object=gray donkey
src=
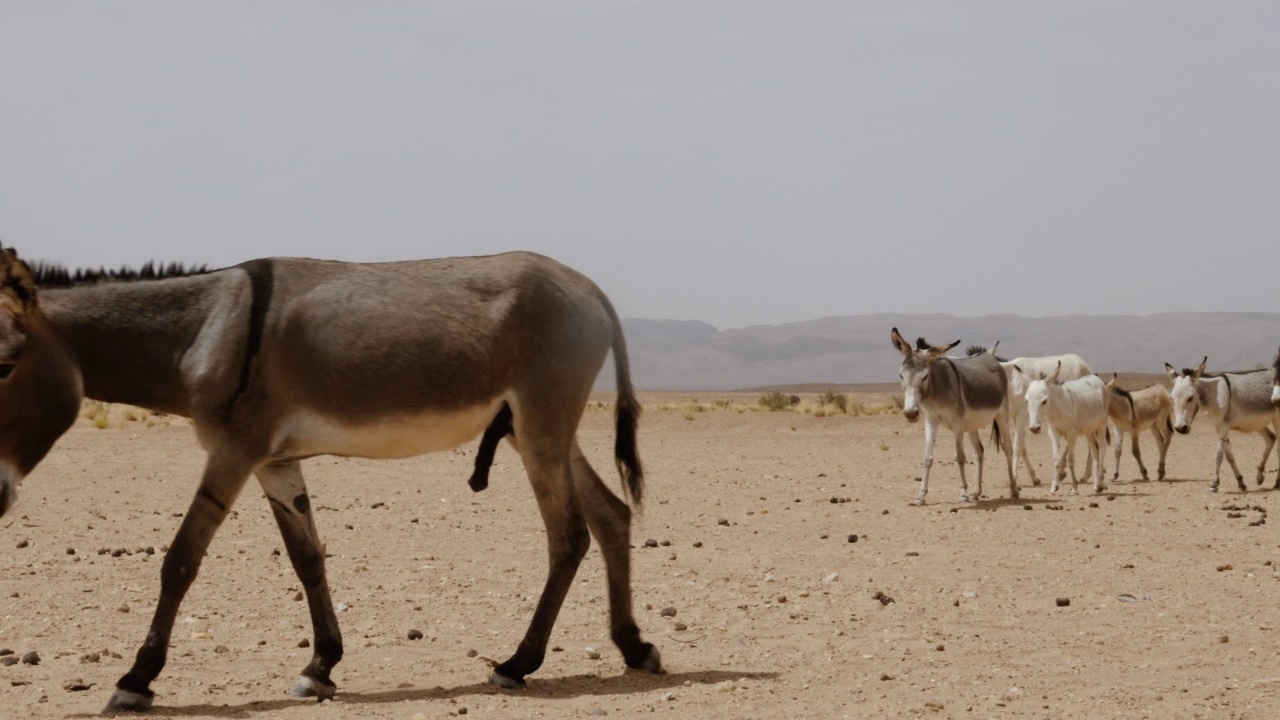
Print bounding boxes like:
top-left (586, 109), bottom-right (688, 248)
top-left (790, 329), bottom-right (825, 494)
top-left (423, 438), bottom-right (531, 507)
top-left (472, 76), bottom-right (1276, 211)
top-left (1166, 357), bottom-right (1280, 492)
top-left (891, 328), bottom-right (1017, 505)
top-left (0, 246), bottom-right (662, 712)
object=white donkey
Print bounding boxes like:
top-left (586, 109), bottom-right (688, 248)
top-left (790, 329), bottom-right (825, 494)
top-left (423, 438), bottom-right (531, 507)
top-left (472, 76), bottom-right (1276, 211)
top-left (1017, 362), bottom-right (1109, 495)
top-left (1165, 357), bottom-right (1280, 493)
top-left (1103, 375), bottom-right (1174, 482)
top-left (1000, 353), bottom-right (1092, 485)
top-left (892, 329), bottom-right (1016, 506)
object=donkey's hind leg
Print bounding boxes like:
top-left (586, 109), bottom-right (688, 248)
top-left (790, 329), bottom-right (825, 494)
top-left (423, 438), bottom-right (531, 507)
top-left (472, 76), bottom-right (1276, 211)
top-left (257, 461), bottom-right (344, 700)
top-left (105, 450), bottom-right (255, 713)
top-left (490, 444), bottom-right (590, 688)
top-left (1130, 428), bottom-right (1150, 481)
top-left (569, 441), bottom-right (661, 673)
top-left (1111, 427), bottom-right (1125, 481)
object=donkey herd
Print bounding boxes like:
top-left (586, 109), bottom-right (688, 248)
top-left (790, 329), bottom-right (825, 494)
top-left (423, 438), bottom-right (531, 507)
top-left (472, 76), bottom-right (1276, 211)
top-left (1, 244), bottom-right (1278, 713)
top-left (891, 327), bottom-right (1280, 506)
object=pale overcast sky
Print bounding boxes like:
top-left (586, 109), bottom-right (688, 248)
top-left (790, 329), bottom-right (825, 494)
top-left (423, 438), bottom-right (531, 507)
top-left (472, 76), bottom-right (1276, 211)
top-left (1, 1), bottom-right (1276, 330)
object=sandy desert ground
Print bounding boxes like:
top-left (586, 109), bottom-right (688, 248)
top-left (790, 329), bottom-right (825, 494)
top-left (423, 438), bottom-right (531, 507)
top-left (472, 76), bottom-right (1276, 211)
top-left (4, 391), bottom-right (1280, 719)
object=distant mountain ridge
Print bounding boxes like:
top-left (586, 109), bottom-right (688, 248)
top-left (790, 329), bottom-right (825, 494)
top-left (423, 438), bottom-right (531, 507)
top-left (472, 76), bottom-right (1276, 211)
top-left (602, 313), bottom-right (1280, 391)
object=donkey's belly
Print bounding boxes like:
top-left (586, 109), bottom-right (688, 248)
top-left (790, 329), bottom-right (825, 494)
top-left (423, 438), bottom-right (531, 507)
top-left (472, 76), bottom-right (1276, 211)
top-left (273, 399), bottom-right (506, 460)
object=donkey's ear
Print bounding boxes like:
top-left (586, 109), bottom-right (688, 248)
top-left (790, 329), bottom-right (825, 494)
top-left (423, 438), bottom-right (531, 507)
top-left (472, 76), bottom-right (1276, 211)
top-left (890, 327), bottom-right (912, 357)
top-left (1048, 359), bottom-right (1063, 384)
top-left (930, 339), bottom-right (961, 358)
top-left (988, 341), bottom-right (1000, 356)
top-left (1012, 364), bottom-right (1025, 376)
top-left (1106, 373), bottom-right (1117, 390)
top-left (1192, 356), bottom-right (1208, 382)
top-left (1164, 363), bottom-right (1178, 381)
top-left (0, 248), bottom-right (38, 315)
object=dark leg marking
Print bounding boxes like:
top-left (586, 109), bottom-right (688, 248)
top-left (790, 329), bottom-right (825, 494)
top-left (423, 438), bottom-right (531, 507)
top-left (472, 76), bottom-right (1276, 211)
top-left (469, 403), bottom-right (514, 492)
top-left (293, 493), bottom-right (311, 513)
top-left (197, 487), bottom-right (228, 514)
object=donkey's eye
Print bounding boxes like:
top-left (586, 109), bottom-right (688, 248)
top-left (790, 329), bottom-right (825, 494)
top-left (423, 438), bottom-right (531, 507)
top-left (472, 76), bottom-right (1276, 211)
top-left (0, 364), bottom-right (13, 380)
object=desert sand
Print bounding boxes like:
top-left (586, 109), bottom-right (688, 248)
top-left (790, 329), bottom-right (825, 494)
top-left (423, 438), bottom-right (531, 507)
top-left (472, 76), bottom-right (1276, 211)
top-left (3, 391), bottom-right (1280, 719)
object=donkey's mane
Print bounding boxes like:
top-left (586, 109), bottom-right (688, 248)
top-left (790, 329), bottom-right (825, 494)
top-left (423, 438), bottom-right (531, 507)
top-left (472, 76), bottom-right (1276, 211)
top-left (915, 337), bottom-right (931, 351)
top-left (28, 260), bottom-right (213, 289)
top-left (965, 344), bottom-right (1007, 362)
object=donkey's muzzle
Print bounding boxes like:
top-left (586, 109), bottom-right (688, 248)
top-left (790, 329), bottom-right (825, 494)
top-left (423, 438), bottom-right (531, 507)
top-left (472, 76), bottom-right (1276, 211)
top-left (1175, 425), bottom-right (1190, 435)
top-left (903, 408), bottom-right (919, 423)
top-left (1029, 425), bottom-right (1041, 435)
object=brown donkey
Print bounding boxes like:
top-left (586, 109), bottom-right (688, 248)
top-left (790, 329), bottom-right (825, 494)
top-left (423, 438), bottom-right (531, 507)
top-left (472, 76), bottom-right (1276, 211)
top-left (0, 247), bottom-right (662, 712)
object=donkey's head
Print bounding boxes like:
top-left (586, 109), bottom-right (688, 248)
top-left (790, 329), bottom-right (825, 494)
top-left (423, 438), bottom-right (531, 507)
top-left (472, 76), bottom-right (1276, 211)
top-left (1271, 348), bottom-right (1279, 407)
top-left (891, 327), bottom-right (959, 423)
top-left (1164, 356), bottom-right (1207, 435)
top-left (1014, 361), bottom-right (1060, 434)
top-left (0, 247), bottom-right (83, 518)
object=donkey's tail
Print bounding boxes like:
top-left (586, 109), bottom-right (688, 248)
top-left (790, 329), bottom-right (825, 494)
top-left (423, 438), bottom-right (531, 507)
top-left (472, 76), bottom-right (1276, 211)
top-left (601, 294), bottom-right (644, 506)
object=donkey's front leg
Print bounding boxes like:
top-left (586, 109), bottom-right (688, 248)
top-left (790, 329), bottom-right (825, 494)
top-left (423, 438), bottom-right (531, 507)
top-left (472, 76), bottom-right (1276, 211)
top-left (1048, 428), bottom-right (1066, 495)
top-left (1254, 428), bottom-right (1275, 487)
top-left (967, 430), bottom-right (985, 500)
top-left (1014, 425), bottom-right (1039, 486)
top-left (257, 461), bottom-right (344, 700)
top-left (1153, 426), bottom-right (1171, 482)
top-left (916, 419), bottom-right (939, 506)
top-left (1218, 433), bottom-right (1246, 492)
top-left (996, 416), bottom-right (1017, 500)
top-left (953, 429), bottom-right (972, 503)
top-left (105, 453), bottom-right (253, 713)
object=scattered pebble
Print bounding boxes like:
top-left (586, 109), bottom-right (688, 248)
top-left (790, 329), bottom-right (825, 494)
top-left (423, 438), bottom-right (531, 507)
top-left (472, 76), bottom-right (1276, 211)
top-left (0, 649), bottom-right (12, 656)
top-left (214, 645), bottom-right (229, 654)
top-left (0, 657), bottom-right (17, 666)
top-left (585, 647), bottom-right (601, 660)
top-left (823, 572), bottom-right (839, 583)
top-left (65, 547), bottom-right (75, 555)
top-left (717, 518), bottom-right (729, 526)
top-left (466, 649), bottom-right (478, 658)
top-left (1219, 635), bottom-right (1230, 644)
top-left (660, 540), bottom-right (671, 547)
top-left (661, 691), bottom-right (675, 701)
top-left (1023, 505), bottom-right (1032, 511)
top-left (16, 540), bottom-right (28, 549)
top-left (674, 622), bottom-right (688, 631)
top-left (298, 639), bottom-right (310, 648)
top-left (905, 551), bottom-right (919, 556)
top-left (660, 606), bottom-right (677, 617)
top-left (21, 651), bottom-right (40, 665)
top-left (847, 534), bottom-right (858, 543)
top-left (407, 629), bottom-right (424, 640)
top-left (1056, 598), bottom-right (1071, 607)
top-left (587, 709), bottom-right (608, 717)
top-left (644, 539), bottom-right (658, 548)
top-left (62, 679), bottom-right (93, 692)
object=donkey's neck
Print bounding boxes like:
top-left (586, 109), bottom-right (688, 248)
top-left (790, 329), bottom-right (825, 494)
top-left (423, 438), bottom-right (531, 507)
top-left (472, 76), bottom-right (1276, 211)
top-left (41, 273), bottom-right (236, 416)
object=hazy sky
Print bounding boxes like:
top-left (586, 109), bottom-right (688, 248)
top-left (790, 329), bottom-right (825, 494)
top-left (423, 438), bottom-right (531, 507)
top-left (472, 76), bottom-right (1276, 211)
top-left (1, 1), bottom-right (1276, 330)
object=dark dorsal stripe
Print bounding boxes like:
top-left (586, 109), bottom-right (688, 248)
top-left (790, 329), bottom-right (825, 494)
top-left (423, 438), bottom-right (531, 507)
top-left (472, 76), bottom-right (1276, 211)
top-left (232, 259), bottom-right (275, 406)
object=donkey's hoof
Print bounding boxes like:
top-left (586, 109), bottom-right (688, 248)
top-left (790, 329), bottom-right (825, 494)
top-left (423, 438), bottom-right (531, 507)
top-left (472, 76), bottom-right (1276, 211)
top-left (913, 497), bottom-right (926, 506)
top-left (1209, 486), bottom-right (1219, 494)
top-left (626, 644), bottom-right (663, 674)
top-left (103, 688), bottom-right (154, 713)
top-left (487, 671), bottom-right (526, 689)
top-left (957, 494), bottom-right (969, 503)
top-left (290, 676), bottom-right (336, 700)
